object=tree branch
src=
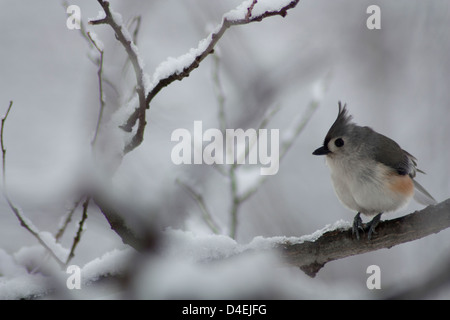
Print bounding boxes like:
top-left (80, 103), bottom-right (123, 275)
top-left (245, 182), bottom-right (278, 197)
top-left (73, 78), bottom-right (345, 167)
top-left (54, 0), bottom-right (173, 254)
top-left (90, 0), bottom-right (148, 155)
top-left (87, 31), bottom-right (106, 147)
top-left (275, 198), bottom-right (450, 277)
top-left (118, 0), bottom-right (300, 153)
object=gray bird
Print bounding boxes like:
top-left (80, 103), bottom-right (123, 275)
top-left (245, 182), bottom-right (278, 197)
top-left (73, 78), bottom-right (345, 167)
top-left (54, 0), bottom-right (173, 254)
top-left (313, 102), bottom-right (436, 239)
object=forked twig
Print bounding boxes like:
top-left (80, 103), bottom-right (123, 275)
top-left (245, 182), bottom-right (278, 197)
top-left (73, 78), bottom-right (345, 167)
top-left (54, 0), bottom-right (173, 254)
top-left (66, 197), bottom-right (90, 264)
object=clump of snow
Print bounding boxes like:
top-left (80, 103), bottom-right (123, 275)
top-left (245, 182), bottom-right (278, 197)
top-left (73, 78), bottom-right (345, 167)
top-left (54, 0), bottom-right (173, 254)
top-left (81, 248), bottom-right (134, 284)
top-left (224, 0), bottom-right (254, 21)
top-left (91, 10), bottom-right (106, 21)
top-left (162, 220), bottom-right (351, 261)
top-left (1, 247), bottom-right (54, 299)
top-left (134, 249), bottom-right (284, 299)
top-left (150, 36), bottom-right (212, 90)
top-left (0, 273), bottom-right (49, 300)
top-left (0, 249), bottom-right (27, 277)
top-left (110, 10), bottom-right (123, 26)
top-left (245, 219), bottom-right (351, 250)
top-left (162, 228), bottom-right (238, 261)
top-left (38, 231), bottom-right (70, 263)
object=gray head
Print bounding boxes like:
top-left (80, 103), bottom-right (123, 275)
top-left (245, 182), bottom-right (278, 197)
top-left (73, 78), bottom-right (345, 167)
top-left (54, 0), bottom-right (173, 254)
top-left (312, 102), bottom-right (358, 157)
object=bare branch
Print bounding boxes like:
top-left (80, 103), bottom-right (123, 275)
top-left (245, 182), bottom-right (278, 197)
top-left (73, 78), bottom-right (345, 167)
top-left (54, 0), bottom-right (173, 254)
top-left (55, 196), bottom-right (83, 242)
top-left (90, 0), bottom-right (148, 155)
top-left (1, 101), bottom-right (65, 268)
top-left (87, 32), bottom-right (106, 147)
top-left (66, 197), bottom-right (90, 265)
top-left (274, 199), bottom-right (450, 277)
top-left (1, 101), bottom-right (13, 182)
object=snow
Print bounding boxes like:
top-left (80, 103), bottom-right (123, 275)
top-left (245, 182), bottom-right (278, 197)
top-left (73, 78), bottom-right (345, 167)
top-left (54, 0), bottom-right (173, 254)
top-left (162, 228), bottom-right (238, 261)
top-left (150, 36), bottom-right (212, 91)
top-left (0, 224), bottom-right (356, 299)
top-left (224, 0), bottom-right (254, 21)
top-left (81, 248), bottom-right (134, 284)
top-left (38, 231), bottom-right (69, 263)
top-left (224, 0), bottom-right (295, 21)
top-left (92, 10), bottom-right (106, 21)
top-left (250, 0), bottom-right (295, 17)
top-left (245, 219), bottom-right (351, 250)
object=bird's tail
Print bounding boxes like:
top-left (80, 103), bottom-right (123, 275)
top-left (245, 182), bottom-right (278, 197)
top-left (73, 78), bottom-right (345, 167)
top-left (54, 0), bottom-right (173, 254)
top-left (413, 179), bottom-right (438, 206)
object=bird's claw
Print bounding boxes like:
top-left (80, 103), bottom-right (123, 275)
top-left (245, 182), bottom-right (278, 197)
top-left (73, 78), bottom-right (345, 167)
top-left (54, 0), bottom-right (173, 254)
top-left (352, 212), bottom-right (364, 240)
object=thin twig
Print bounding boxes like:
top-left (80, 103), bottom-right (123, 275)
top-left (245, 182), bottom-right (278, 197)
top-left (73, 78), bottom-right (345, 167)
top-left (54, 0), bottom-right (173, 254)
top-left (177, 179), bottom-right (221, 234)
top-left (121, 16), bottom-right (142, 77)
top-left (245, 0), bottom-right (259, 21)
top-left (129, 16), bottom-right (142, 45)
top-left (87, 32), bottom-right (106, 147)
top-left (55, 196), bottom-right (83, 242)
top-left (66, 197), bottom-right (90, 265)
top-left (229, 165), bottom-right (240, 239)
top-left (1, 101), bottom-right (65, 268)
top-left (1, 101), bottom-right (13, 184)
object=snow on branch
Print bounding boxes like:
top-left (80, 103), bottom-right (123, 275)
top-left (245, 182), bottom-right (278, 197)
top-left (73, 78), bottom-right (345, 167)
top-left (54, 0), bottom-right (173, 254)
top-left (111, 0), bottom-right (300, 154)
top-left (90, 0), bottom-right (149, 154)
top-left (273, 198), bottom-right (450, 277)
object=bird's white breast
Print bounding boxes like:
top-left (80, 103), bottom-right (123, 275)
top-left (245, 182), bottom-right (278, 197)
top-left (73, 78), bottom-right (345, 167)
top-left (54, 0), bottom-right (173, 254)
top-left (325, 156), bottom-right (413, 216)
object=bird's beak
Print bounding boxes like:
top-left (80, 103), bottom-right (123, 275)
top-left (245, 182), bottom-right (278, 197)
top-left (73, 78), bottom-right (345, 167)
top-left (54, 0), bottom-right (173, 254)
top-left (313, 145), bottom-right (330, 156)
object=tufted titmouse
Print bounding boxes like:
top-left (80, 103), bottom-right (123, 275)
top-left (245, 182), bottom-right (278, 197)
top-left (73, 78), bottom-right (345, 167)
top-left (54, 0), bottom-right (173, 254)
top-left (313, 102), bottom-right (437, 240)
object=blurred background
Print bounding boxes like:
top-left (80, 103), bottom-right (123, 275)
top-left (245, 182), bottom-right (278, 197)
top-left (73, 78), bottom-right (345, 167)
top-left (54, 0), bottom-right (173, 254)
top-left (0, 0), bottom-right (449, 299)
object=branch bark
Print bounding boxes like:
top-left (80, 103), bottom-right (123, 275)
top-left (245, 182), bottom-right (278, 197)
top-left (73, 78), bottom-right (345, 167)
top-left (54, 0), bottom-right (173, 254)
top-left (276, 198), bottom-right (450, 277)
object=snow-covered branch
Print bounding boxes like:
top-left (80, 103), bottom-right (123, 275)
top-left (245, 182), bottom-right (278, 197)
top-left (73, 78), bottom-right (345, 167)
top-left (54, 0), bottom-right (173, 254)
top-left (90, 0), bottom-right (149, 154)
top-left (275, 198), bottom-right (450, 277)
top-left (116, 0), bottom-right (300, 153)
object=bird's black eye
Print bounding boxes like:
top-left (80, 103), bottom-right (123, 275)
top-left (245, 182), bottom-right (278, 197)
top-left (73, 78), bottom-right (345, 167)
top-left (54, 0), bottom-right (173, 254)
top-left (334, 138), bottom-right (344, 147)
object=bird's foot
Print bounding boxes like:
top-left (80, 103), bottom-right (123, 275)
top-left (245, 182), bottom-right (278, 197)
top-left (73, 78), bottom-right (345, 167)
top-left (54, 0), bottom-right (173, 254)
top-left (352, 212), bottom-right (364, 240)
top-left (366, 213), bottom-right (382, 240)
